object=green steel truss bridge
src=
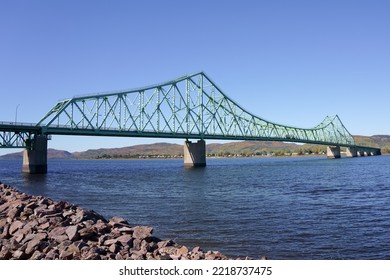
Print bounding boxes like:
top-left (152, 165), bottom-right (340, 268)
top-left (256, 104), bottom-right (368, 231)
top-left (0, 72), bottom-right (381, 172)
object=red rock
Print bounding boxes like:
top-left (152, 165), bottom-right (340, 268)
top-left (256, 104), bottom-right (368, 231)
top-left (45, 249), bottom-right (60, 260)
top-left (36, 208), bottom-right (61, 217)
top-left (63, 210), bottom-right (75, 218)
top-left (30, 251), bottom-right (45, 260)
top-left (8, 207), bottom-right (22, 220)
top-left (170, 254), bottom-right (180, 260)
top-left (25, 220), bottom-right (38, 229)
top-left (14, 232), bottom-right (25, 243)
top-left (0, 202), bottom-right (10, 213)
top-left (25, 238), bottom-right (42, 255)
top-left (59, 250), bottom-right (74, 260)
top-left (116, 235), bottom-right (133, 247)
top-left (103, 239), bottom-right (118, 246)
top-left (65, 225), bottom-right (80, 242)
top-left (132, 226), bottom-right (153, 240)
top-left (109, 228), bottom-right (121, 239)
top-left (192, 246), bottom-right (201, 253)
top-left (34, 232), bottom-right (48, 242)
top-left (191, 253), bottom-right (202, 260)
top-left (13, 250), bottom-right (29, 260)
top-left (25, 201), bottom-right (39, 210)
top-left (39, 222), bottom-right (50, 230)
top-left (48, 227), bottom-right (68, 243)
top-left (53, 201), bottom-right (69, 210)
top-left (0, 219), bottom-right (6, 228)
top-left (109, 217), bottom-right (129, 225)
top-left (158, 246), bottom-right (177, 256)
top-left (21, 208), bottom-right (34, 217)
top-left (38, 198), bottom-right (51, 206)
top-left (49, 227), bottom-right (66, 238)
top-left (0, 248), bottom-right (12, 260)
top-left (9, 220), bottom-right (24, 234)
top-left (24, 232), bottom-right (48, 255)
top-left (109, 243), bottom-right (120, 254)
top-left (66, 244), bottom-right (81, 258)
top-left (130, 250), bottom-right (146, 260)
top-left (158, 240), bottom-right (175, 248)
top-left (0, 224), bottom-right (10, 239)
top-left (118, 227), bottom-right (134, 234)
top-left (79, 227), bottom-right (96, 238)
top-left (177, 245), bottom-right (189, 256)
top-left (94, 221), bottom-right (111, 234)
top-left (74, 240), bottom-right (89, 250)
top-left (23, 233), bottom-right (37, 244)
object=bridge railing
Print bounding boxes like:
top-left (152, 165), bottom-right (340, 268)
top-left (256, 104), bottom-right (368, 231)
top-left (0, 121), bottom-right (40, 127)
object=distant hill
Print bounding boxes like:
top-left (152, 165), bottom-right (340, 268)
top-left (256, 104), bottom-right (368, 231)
top-left (0, 149), bottom-right (73, 160)
top-left (207, 141), bottom-right (299, 156)
top-left (1, 135), bottom-right (389, 160)
top-left (354, 135), bottom-right (390, 150)
top-left (72, 143), bottom-right (183, 159)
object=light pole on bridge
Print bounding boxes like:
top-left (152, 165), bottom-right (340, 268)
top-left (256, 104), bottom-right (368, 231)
top-left (15, 104), bottom-right (20, 124)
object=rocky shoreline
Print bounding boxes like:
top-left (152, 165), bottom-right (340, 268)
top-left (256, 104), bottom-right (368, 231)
top-left (0, 182), bottom-right (245, 260)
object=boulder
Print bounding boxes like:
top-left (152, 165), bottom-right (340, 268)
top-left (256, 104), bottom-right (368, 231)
top-left (132, 226), bottom-right (153, 240)
top-left (24, 233), bottom-right (48, 255)
top-left (65, 225), bottom-right (80, 242)
top-left (48, 227), bottom-right (68, 243)
top-left (79, 227), bottom-right (97, 239)
top-left (9, 220), bottom-right (25, 235)
top-left (103, 239), bottom-right (118, 246)
top-left (177, 245), bottom-right (189, 257)
top-left (116, 234), bottom-right (134, 247)
top-left (0, 202), bottom-right (10, 213)
top-left (109, 217), bottom-right (129, 225)
top-left (13, 250), bottom-right (29, 260)
top-left (38, 222), bottom-right (51, 231)
top-left (109, 243), bottom-right (120, 254)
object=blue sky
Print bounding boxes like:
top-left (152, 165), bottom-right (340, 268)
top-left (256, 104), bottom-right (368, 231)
top-left (1, 0), bottom-right (389, 155)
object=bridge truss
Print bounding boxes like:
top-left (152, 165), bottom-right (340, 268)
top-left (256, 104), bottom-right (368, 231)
top-left (36, 72), bottom-right (355, 147)
top-left (0, 123), bottom-right (39, 149)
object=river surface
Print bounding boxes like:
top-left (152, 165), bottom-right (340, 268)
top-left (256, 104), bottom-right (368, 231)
top-left (1, 156), bottom-right (390, 259)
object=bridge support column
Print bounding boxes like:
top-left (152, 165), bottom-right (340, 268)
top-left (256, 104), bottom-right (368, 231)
top-left (346, 147), bottom-right (358, 158)
top-left (184, 140), bottom-right (206, 167)
top-left (22, 135), bottom-right (48, 174)
top-left (327, 146), bottom-right (341, 159)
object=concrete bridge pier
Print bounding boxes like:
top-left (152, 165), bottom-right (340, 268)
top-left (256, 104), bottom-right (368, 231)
top-left (22, 135), bottom-right (48, 174)
top-left (184, 140), bottom-right (206, 167)
top-left (346, 147), bottom-right (358, 158)
top-left (327, 146), bottom-right (341, 159)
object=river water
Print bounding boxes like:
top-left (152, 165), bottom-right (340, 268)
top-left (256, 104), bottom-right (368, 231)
top-left (1, 156), bottom-right (390, 259)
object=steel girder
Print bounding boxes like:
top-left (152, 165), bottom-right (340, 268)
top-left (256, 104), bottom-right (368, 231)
top-left (0, 131), bottom-right (34, 148)
top-left (0, 122), bottom-right (40, 148)
top-left (37, 72), bottom-right (355, 146)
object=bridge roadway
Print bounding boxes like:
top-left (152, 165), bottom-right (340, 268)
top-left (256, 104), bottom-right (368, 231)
top-left (0, 72), bottom-right (382, 173)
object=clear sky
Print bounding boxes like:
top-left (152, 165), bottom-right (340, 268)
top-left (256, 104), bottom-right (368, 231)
top-left (1, 0), bottom-right (389, 155)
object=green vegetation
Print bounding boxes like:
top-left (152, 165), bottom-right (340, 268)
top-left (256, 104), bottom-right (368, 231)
top-left (1, 135), bottom-right (390, 160)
